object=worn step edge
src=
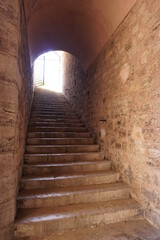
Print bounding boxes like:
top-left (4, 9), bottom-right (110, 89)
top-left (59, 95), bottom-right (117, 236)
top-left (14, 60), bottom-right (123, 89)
top-left (25, 145), bottom-right (99, 154)
top-left (15, 220), bottom-right (158, 240)
top-left (32, 103), bottom-right (70, 105)
top-left (29, 123), bottom-right (84, 127)
top-left (31, 109), bottom-right (73, 113)
top-left (30, 117), bottom-right (80, 121)
top-left (20, 170), bottom-right (120, 189)
top-left (28, 127), bottom-right (88, 132)
top-left (28, 132), bottom-right (91, 138)
top-left (27, 138), bottom-right (94, 145)
top-left (30, 119), bottom-right (81, 123)
top-left (22, 160), bottom-right (111, 175)
top-left (17, 182), bottom-right (130, 209)
top-left (30, 114), bottom-right (79, 117)
top-left (31, 110), bottom-right (75, 114)
top-left (31, 113), bottom-right (78, 117)
top-left (31, 114), bottom-right (78, 118)
top-left (24, 152), bottom-right (105, 164)
top-left (14, 199), bottom-right (143, 238)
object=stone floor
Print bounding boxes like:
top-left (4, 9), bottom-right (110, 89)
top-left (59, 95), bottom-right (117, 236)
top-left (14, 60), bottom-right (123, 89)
top-left (52, 220), bottom-right (160, 240)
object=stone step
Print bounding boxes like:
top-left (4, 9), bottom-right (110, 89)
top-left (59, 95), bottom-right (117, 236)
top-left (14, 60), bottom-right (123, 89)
top-left (32, 102), bottom-right (69, 105)
top-left (32, 101), bottom-right (67, 103)
top-left (33, 99), bottom-right (67, 101)
top-left (27, 137), bottom-right (94, 145)
top-left (31, 115), bottom-right (78, 119)
top-left (33, 100), bottom-right (68, 102)
top-left (32, 101), bottom-right (69, 104)
top-left (23, 160), bottom-right (111, 175)
top-left (32, 105), bottom-right (74, 108)
top-left (32, 106), bottom-right (70, 109)
top-left (31, 112), bottom-right (77, 117)
top-left (32, 103), bottom-right (71, 106)
top-left (32, 102), bottom-right (70, 104)
top-left (24, 152), bottom-right (104, 164)
top-left (30, 118), bottom-right (81, 123)
top-left (31, 110), bottom-right (75, 115)
top-left (14, 199), bottom-right (143, 238)
top-left (32, 104), bottom-right (71, 108)
top-left (17, 182), bottom-right (130, 209)
top-left (17, 220), bottom-right (160, 240)
top-left (28, 131), bottom-right (91, 138)
top-left (30, 115), bottom-right (79, 119)
top-left (28, 126), bottom-right (88, 132)
top-left (32, 105), bottom-right (71, 108)
top-left (29, 122), bottom-right (84, 127)
top-left (20, 170), bottom-right (120, 189)
top-left (25, 144), bottom-right (99, 154)
top-left (32, 102), bottom-right (70, 105)
top-left (32, 107), bottom-right (72, 110)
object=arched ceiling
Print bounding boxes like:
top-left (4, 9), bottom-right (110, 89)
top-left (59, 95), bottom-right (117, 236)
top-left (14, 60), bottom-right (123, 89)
top-left (24, 0), bottom-right (137, 70)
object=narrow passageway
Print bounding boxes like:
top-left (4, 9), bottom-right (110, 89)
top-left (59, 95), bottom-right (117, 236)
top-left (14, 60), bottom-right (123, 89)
top-left (1, 0), bottom-right (160, 239)
top-left (14, 87), bottom-right (159, 239)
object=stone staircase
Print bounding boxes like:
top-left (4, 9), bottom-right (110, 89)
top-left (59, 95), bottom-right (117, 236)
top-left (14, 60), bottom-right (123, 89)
top-left (14, 88), bottom-right (144, 239)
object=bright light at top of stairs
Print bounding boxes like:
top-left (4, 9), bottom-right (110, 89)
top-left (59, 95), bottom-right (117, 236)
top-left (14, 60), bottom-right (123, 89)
top-left (34, 51), bottom-right (63, 93)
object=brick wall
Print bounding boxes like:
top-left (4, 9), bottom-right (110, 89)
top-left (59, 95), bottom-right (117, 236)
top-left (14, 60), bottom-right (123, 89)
top-left (63, 0), bottom-right (160, 228)
top-left (0, 0), bottom-right (33, 239)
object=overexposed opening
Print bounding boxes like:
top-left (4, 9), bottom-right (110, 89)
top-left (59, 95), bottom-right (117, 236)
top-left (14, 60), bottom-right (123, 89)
top-left (33, 51), bottom-right (63, 92)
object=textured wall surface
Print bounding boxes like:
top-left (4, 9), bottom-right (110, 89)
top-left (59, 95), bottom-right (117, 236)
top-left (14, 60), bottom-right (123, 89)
top-left (0, 0), bottom-right (33, 239)
top-left (63, 0), bottom-right (160, 228)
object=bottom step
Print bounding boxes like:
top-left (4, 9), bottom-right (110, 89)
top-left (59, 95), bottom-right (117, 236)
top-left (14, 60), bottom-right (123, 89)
top-left (15, 199), bottom-right (143, 238)
top-left (15, 220), bottom-right (160, 240)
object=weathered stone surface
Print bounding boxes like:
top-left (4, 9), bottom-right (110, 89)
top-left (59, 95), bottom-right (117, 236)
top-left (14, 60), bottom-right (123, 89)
top-left (63, 0), bottom-right (160, 229)
top-left (36, 220), bottom-right (160, 240)
top-left (0, 0), bottom-right (33, 239)
top-left (14, 87), bottom-right (145, 239)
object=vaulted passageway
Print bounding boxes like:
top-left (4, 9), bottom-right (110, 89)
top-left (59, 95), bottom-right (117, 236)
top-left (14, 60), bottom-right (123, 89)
top-left (24, 0), bottom-right (137, 70)
top-left (1, 0), bottom-right (160, 239)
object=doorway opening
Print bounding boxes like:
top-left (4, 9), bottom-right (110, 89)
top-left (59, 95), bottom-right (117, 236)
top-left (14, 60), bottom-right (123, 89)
top-left (33, 51), bottom-right (63, 92)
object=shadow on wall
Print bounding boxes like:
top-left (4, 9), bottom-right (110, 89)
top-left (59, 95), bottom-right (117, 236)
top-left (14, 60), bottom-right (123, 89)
top-left (62, 52), bottom-right (85, 112)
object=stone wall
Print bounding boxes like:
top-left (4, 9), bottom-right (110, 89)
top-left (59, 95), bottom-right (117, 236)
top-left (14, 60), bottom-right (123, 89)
top-left (63, 0), bottom-right (160, 228)
top-left (0, 0), bottom-right (33, 239)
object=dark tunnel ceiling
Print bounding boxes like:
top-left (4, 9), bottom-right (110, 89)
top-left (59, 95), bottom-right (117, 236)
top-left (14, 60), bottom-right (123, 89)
top-left (24, 0), bottom-right (137, 70)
